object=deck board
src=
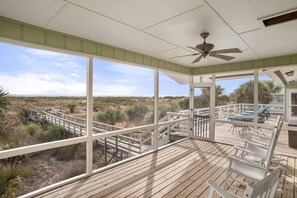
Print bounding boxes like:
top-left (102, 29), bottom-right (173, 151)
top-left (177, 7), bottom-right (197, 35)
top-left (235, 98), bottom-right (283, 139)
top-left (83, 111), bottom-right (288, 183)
top-left (36, 139), bottom-right (296, 198)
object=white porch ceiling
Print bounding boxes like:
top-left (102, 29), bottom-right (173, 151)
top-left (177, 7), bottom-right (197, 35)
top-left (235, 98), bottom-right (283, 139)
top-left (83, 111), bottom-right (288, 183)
top-left (0, 0), bottom-right (297, 67)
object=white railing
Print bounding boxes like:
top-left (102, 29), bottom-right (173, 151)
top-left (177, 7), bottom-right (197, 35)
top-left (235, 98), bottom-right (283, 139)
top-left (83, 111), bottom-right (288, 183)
top-left (0, 117), bottom-right (189, 160)
top-left (138, 112), bottom-right (189, 152)
top-left (180, 103), bottom-right (284, 120)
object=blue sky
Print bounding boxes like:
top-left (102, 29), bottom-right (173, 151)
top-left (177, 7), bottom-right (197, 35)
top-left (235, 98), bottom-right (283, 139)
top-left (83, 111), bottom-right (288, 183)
top-left (0, 42), bottom-right (269, 96)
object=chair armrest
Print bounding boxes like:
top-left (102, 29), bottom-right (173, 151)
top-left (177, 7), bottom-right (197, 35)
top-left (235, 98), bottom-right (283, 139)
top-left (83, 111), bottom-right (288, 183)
top-left (247, 138), bottom-right (270, 146)
top-left (242, 140), bottom-right (269, 149)
top-left (229, 156), bottom-right (266, 170)
top-left (233, 145), bottom-right (264, 157)
top-left (207, 180), bottom-right (237, 198)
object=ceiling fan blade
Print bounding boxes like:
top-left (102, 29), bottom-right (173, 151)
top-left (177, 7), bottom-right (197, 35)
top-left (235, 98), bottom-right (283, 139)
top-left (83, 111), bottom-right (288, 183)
top-left (209, 53), bottom-right (234, 61)
top-left (192, 55), bottom-right (203, 64)
top-left (170, 53), bottom-right (199, 59)
top-left (187, 46), bottom-right (204, 54)
top-left (211, 48), bottom-right (242, 54)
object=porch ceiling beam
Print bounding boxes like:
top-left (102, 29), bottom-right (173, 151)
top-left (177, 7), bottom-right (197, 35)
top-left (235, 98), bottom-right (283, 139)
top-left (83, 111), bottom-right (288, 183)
top-left (0, 16), bottom-right (191, 75)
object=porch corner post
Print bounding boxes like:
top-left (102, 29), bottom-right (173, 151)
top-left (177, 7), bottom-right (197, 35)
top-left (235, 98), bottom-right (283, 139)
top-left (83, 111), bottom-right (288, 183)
top-left (209, 74), bottom-right (216, 142)
top-left (189, 76), bottom-right (194, 137)
top-left (254, 70), bottom-right (259, 129)
top-left (86, 57), bottom-right (94, 176)
top-left (153, 69), bottom-right (159, 151)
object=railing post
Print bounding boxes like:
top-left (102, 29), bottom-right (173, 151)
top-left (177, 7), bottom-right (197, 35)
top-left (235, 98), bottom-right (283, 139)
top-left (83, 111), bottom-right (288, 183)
top-left (86, 57), bottom-right (93, 176)
top-left (254, 70), bottom-right (259, 130)
top-left (189, 76), bottom-right (194, 137)
top-left (153, 69), bottom-right (159, 151)
top-left (209, 74), bottom-right (216, 142)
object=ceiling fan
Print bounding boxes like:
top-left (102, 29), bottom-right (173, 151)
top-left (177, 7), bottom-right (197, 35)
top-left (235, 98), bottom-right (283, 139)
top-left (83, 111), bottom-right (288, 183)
top-left (171, 32), bottom-right (242, 64)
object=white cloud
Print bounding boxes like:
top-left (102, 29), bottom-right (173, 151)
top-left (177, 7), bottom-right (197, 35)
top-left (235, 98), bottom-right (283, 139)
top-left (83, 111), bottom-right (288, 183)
top-left (25, 49), bottom-right (65, 58)
top-left (0, 72), bottom-right (86, 96)
top-left (107, 62), bottom-right (153, 77)
top-left (20, 54), bottom-right (34, 64)
top-left (26, 49), bottom-right (84, 69)
top-left (93, 84), bottom-right (137, 96)
top-left (71, 73), bottom-right (79, 77)
top-left (53, 62), bottom-right (65, 68)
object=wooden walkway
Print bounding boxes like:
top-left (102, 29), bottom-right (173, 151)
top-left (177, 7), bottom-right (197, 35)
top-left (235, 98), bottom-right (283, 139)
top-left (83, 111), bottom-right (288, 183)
top-left (36, 139), bottom-right (296, 198)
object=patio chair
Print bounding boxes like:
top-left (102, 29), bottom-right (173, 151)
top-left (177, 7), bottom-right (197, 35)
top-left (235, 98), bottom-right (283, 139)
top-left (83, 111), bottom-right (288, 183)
top-left (233, 116), bottom-right (282, 163)
top-left (241, 105), bottom-right (270, 121)
top-left (225, 117), bottom-right (284, 188)
top-left (208, 164), bottom-right (285, 198)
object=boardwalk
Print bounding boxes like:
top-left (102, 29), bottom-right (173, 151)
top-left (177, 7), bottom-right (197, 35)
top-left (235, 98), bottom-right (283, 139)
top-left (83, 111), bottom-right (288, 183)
top-left (36, 139), bottom-right (296, 198)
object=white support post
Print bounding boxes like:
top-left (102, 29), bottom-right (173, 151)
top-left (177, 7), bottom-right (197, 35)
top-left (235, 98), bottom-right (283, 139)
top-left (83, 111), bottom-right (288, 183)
top-left (254, 70), bottom-right (259, 129)
top-left (189, 76), bottom-right (194, 137)
top-left (86, 57), bottom-right (93, 176)
top-left (209, 74), bottom-right (216, 142)
top-left (153, 69), bottom-right (159, 151)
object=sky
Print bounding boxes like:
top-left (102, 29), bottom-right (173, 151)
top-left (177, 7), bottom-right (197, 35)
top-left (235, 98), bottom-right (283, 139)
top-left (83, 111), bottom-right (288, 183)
top-left (0, 42), bottom-right (270, 97)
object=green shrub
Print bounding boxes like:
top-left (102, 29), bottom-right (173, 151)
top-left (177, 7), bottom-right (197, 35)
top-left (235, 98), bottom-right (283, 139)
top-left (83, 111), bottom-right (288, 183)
top-left (146, 102), bottom-right (179, 124)
top-left (67, 104), bottom-right (77, 114)
top-left (41, 125), bottom-right (66, 141)
top-left (26, 124), bottom-right (41, 136)
top-left (178, 98), bottom-right (189, 110)
top-left (127, 103), bottom-right (148, 121)
top-left (53, 144), bottom-right (80, 161)
top-left (18, 108), bottom-right (29, 124)
top-left (97, 108), bottom-right (127, 125)
top-left (39, 117), bottom-right (48, 130)
top-left (0, 87), bottom-right (9, 119)
top-left (0, 165), bottom-right (27, 197)
top-left (0, 141), bottom-right (26, 168)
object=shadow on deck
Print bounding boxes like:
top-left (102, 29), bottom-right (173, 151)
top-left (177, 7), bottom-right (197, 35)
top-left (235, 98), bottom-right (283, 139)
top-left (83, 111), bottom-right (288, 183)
top-left (36, 139), bottom-right (295, 198)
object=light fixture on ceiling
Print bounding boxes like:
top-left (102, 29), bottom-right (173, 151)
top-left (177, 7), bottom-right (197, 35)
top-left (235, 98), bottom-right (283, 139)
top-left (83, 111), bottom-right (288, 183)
top-left (258, 8), bottom-right (297, 27)
top-left (285, 71), bottom-right (294, 77)
top-left (289, 80), bottom-right (295, 84)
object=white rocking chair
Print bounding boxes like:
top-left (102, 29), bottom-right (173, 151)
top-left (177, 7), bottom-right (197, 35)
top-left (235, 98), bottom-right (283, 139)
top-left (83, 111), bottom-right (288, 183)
top-left (233, 116), bottom-right (282, 164)
top-left (208, 164), bottom-right (285, 198)
top-left (225, 117), bottom-right (284, 188)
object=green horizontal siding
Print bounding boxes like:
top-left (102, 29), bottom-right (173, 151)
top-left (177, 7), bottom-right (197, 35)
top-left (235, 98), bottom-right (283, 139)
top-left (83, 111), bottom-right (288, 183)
top-left (0, 16), bottom-right (191, 75)
top-left (1, 16), bottom-right (296, 76)
top-left (192, 54), bottom-right (297, 75)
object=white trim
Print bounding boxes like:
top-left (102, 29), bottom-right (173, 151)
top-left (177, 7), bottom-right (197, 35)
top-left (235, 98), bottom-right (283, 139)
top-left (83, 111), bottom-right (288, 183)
top-left (0, 118), bottom-right (188, 160)
top-left (192, 82), bottom-right (212, 87)
top-left (86, 57), bottom-right (94, 176)
top-left (154, 69), bottom-right (159, 150)
top-left (0, 136), bottom-right (87, 159)
top-left (192, 82), bottom-right (215, 141)
top-left (254, 70), bottom-right (259, 128)
top-left (210, 74), bottom-right (216, 142)
top-left (288, 89), bottom-right (297, 120)
top-left (91, 118), bottom-right (189, 141)
top-left (189, 76), bottom-right (194, 137)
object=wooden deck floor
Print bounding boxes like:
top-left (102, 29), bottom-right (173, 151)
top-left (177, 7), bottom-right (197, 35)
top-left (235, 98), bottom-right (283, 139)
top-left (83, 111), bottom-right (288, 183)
top-left (36, 139), bottom-right (296, 198)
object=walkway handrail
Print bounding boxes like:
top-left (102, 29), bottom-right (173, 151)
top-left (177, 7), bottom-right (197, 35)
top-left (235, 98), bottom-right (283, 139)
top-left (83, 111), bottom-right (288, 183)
top-left (0, 117), bottom-right (189, 160)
